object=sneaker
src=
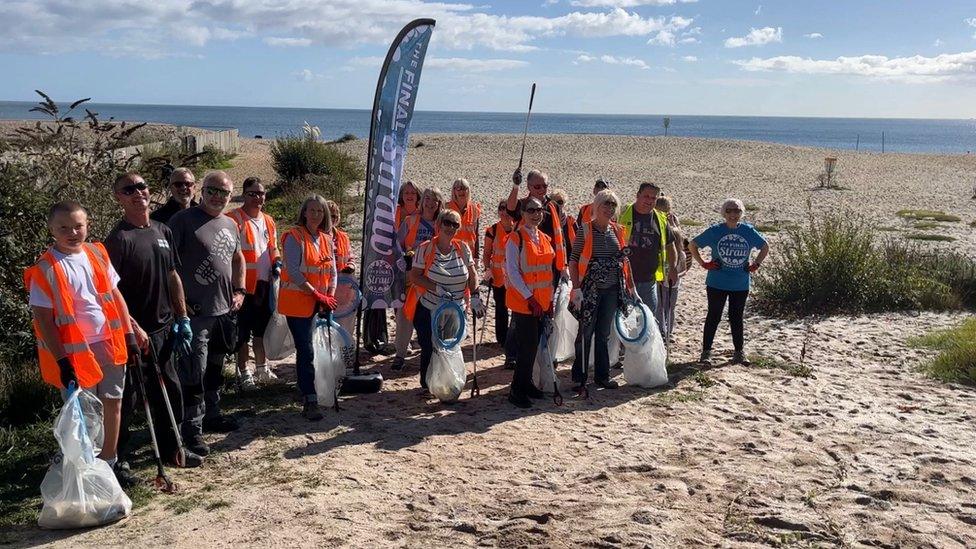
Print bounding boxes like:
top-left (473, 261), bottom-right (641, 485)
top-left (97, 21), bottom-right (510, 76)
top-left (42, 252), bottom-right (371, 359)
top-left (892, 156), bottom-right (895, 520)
top-left (508, 392), bottom-right (532, 409)
top-left (612, 361), bottom-right (623, 370)
top-left (203, 414), bottom-right (240, 433)
top-left (525, 385), bottom-right (545, 399)
top-left (732, 351), bottom-right (750, 365)
top-left (254, 365), bottom-right (278, 382)
top-left (698, 349), bottom-right (712, 364)
top-left (595, 378), bottom-right (619, 389)
top-left (114, 461), bottom-right (142, 489)
top-left (186, 435), bottom-right (211, 457)
top-left (504, 359), bottom-right (516, 370)
top-left (391, 357), bottom-right (405, 371)
top-left (376, 343), bottom-right (396, 356)
top-left (237, 371), bottom-right (256, 391)
top-left (168, 448), bottom-right (204, 468)
top-left (302, 401), bottom-right (324, 421)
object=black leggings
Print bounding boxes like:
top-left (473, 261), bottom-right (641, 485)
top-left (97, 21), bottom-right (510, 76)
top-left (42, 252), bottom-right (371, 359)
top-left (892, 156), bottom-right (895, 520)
top-left (702, 286), bottom-right (749, 352)
top-left (491, 285), bottom-right (509, 345)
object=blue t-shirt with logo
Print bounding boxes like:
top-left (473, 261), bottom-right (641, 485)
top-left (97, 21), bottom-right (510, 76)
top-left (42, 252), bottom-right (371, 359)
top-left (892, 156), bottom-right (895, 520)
top-left (692, 222), bottom-right (767, 291)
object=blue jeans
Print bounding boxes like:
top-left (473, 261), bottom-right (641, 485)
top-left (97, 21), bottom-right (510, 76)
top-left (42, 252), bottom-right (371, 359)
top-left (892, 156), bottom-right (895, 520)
top-left (572, 286), bottom-right (619, 384)
top-left (636, 280), bottom-right (667, 337)
top-left (286, 314), bottom-right (316, 402)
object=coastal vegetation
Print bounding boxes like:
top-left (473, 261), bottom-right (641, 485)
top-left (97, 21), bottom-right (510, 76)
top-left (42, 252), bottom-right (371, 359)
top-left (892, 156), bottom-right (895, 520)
top-left (908, 318), bottom-right (976, 385)
top-left (753, 210), bottom-right (976, 315)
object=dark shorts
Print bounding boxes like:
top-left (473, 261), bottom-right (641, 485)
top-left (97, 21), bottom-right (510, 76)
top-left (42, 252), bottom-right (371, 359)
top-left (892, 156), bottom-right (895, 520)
top-left (237, 281), bottom-right (272, 345)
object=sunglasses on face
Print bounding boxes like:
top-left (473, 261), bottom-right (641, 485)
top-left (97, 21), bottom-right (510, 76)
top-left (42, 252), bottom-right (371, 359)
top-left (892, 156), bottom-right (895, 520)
top-left (245, 191), bottom-right (266, 198)
top-left (441, 220), bottom-right (460, 229)
top-left (524, 207), bottom-right (543, 214)
top-left (454, 186), bottom-right (468, 192)
top-left (531, 184), bottom-right (548, 190)
top-left (204, 186), bottom-right (231, 198)
top-left (171, 181), bottom-right (193, 189)
top-left (118, 182), bottom-right (148, 195)
top-left (726, 208), bottom-right (742, 213)
top-left (603, 201), bottom-right (618, 208)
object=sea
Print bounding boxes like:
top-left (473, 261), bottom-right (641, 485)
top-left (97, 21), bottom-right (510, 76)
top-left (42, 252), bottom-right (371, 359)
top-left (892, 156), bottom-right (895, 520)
top-left (2, 101), bottom-right (974, 155)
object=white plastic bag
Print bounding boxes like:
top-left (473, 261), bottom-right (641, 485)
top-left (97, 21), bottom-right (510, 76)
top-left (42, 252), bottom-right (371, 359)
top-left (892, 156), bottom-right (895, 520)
top-left (323, 319), bottom-right (355, 383)
top-left (552, 280), bottom-right (577, 362)
top-left (616, 303), bottom-right (668, 388)
top-left (264, 278), bottom-right (295, 360)
top-left (532, 327), bottom-right (558, 393)
top-left (312, 322), bottom-right (338, 408)
top-left (427, 346), bottom-right (466, 403)
top-left (38, 389), bottom-right (132, 529)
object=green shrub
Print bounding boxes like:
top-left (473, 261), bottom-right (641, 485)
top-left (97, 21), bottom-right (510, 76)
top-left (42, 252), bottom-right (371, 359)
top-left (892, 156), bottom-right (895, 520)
top-left (269, 135), bottom-right (361, 189)
top-left (896, 209), bottom-right (961, 222)
top-left (908, 319), bottom-right (976, 385)
top-left (753, 211), bottom-right (976, 315)
top-left (334, 133), bottom-right (357, 143)
top-left (904, 232), bottom-right (956, 242)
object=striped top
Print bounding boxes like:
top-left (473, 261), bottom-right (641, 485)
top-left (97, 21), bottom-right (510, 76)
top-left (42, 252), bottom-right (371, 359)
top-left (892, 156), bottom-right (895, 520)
top-left (569, 224), bottom-right (621, 263)
top-left (415, 240), bottom-right (473, 310)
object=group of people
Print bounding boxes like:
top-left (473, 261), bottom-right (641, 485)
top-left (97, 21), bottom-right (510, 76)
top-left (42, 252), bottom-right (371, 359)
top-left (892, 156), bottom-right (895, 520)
top-left (25, 162), bottom-right (769, 487)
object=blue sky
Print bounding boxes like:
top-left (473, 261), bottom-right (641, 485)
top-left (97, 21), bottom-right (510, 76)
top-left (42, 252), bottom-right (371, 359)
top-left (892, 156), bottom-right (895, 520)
top-left (2, 0), bottom-right (976, 117)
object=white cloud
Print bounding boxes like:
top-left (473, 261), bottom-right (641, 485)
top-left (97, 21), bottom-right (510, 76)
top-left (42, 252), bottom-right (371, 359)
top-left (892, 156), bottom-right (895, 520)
top-left (426, 57), bottom-right (529, 71)
top-left (724, 26), bottom-right (782, 48)
top-left (933, 38), bottom-right (944, 47)
top-left (804, 32), bottom-right (823, 39)
top-left (576, 53), bottom-right (650, 69)
top-left (754, 5), bottom-right (762, 15)
top-left (733, 50), bottom-right (976, 83)
top-left (265, 37), bottom-right (313, 47)
top-left (967, 18), bottom-right (976, 38)
top-left (571, 0), bottom-right (696, 6)
top-left (0, 0), bottom-right (697, 58)
top-left (293, 69), bottom-right (323, 82)
top-left (682, 55), bottom-right (697, 62)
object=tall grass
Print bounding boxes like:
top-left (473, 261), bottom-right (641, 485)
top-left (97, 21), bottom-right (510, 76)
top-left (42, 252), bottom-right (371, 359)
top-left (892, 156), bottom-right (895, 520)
top-left (908, 318), bottom-right (976, 386)
top-left (754, 211), bottom-right (976, 315)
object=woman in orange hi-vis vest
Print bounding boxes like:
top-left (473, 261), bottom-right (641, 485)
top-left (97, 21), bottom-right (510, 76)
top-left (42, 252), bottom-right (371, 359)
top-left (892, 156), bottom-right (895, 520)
top-left (447, 178), bottom-right (482, 267)
top-left (483, 200), bottom-right (517, 369)
top-left (395, 180), bottom-right (421, 231)
top-left (392, 187), bottom-right (443, 371)
top-left (279, 195), bottom-right (338, 422)
top-left (26, 201), bottom-right (138, 466)
top-left (549, 188), bottom-right (575, 262)
top-left (404, 209), bottom-right (481, 391)
top-left (325, 199), bottom-right (357, 337)
top-left (504, 197), bottom-right (564, 409)
top-left (226, 177), bottom-right (280, 388)
top-left (573, 178), bottom-right (611, 233)
top-left (568, 189), bottom-right (634, 392)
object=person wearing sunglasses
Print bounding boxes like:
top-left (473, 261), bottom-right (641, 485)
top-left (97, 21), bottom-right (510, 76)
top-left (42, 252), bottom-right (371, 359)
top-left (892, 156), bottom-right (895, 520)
top-left (393, 187), bottom-right (444, 371)
top-left (505, 168), bottom-right (569, 286)
top-left (225, 177), bottom-right (280, 389)
top-left (504, 198), bottom-right (563, 408)
top-left (404, 209), bottom-right (480, 393)
top-left (568, 189), bottom-right (635, 390)
top-left (549, 188), bottom-right (576, 260)
top-left (278, 195), bottom-right (338, 421)
top-left (447, 178), bottom-right (483, 269)
top-left (689, 198), bottom-right (770, 365)
top-left (151, 167), bottom-right (198, 224)
top-left (167, 171), bottom-right (246, 452)
top-left (105, 173), bottom-right (202, 482)
top-left (483, 200), bottom-right (518, 369)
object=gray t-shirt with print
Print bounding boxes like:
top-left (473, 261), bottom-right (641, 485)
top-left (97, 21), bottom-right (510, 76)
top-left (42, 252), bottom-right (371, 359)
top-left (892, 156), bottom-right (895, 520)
top-left (168, 207), bottom-right (241, 317)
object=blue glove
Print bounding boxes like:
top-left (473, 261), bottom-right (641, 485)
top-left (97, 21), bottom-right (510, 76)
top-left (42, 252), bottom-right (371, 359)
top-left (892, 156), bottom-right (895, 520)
top-left (173, 317), bottom-right (193, 356)
top-left (271, 259), bottom-right (282, 279)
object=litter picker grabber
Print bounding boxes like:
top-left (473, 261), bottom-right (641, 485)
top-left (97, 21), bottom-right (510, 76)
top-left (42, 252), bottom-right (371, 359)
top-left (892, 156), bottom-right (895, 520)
top-left (517, 83), bottom-right (537, 172)
top-left (149, 337), bottom-right (185, 468)
top-left (326, 312), bottom-right (341, 412)
top-left (130, 351), bottom-right (176, 493)
top-left (470, 310), bottom-right (481, 398)
top-left (478, 282), bottom-right (491, 346)
top-left (540, 313), bottom-right (563, 406)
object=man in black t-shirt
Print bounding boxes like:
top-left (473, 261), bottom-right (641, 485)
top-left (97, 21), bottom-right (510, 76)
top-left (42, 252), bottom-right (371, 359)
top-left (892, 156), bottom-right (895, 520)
top-left (106, 173), bottom-right (202, 484)
top-left (150, 167), bottom-right (198, 224)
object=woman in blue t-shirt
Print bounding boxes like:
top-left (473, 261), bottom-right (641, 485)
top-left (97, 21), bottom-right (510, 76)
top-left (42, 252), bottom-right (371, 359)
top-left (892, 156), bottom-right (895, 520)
top-left (689, 198), bottom-right (770, 365)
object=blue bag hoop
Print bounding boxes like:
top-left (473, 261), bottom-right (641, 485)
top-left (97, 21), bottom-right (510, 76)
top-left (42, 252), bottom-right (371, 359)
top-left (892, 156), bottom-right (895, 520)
top-left (432, 300), bottom-right (466, 350)
top-left (333, 274), bottom-right (362, 320)
top-left (614, 300), bottom-right (649, 344)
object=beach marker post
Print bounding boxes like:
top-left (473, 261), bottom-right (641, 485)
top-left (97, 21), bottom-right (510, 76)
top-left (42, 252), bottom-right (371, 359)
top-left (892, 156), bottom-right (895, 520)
top-left (824, 157), bottom-right (837, 188)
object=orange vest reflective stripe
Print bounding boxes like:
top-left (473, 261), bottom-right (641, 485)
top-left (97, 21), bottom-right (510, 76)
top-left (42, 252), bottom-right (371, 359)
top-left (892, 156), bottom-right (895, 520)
top-left (505, 227), bottom-right (556, 314)
top-left (278, 227), bottom-right (334, 318)
top-left (395, 205), bottom-right (419, 232)
top-left (227, 208), bottom-right (278, 294)
top-left (331, 229), bottom-right (351, 271)
top-left (565, 215), bottom-right (577, 250)
top-left (403, 239), bottom-right (465, 322)
top-left (24, 243), bottom-right (128, 389)
top-left (517, 200), bottom-right (567, 272)
top-left (488, 222), bottom-right (512, 288)
top-left (578, 204), bottom-right (594, 225)
top-left (447, 200), bottom-right (481, 254)
top-left (577, 221), bottom-right (631, 283)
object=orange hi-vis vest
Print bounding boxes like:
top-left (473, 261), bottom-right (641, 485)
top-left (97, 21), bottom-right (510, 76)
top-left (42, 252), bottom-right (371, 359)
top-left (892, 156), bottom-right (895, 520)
top-left (403, 239), bottom-right (465, 322)
top-left (487, 222), bottom-right (512, 288)
top-left (278, 227), bottom-right (335, 318)
top-left (331, 229), bottom-right (351, 271)
top-left (576, 220), bottom-right (632, 284)
top-left (402, 213), bottom-right (436, 252)
top-left (506, 227), bottom-right (557, 314)
top-left (447, 200), bottom-right (481, 255)
top-left (578, 204), bottom-right (594, 225)
top-left (565, 215), bottom-right (577, 249)
top-left (395, 205), bottom-right (419, 232)
top-left (24, 243), bottom-right (128, 389)
top-left (227, 208), bottom-right (279, 294)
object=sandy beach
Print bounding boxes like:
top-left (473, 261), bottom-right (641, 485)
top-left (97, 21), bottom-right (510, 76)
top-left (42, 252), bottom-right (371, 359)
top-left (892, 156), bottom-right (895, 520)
top-left (8, 134), bottom-right (976, 548)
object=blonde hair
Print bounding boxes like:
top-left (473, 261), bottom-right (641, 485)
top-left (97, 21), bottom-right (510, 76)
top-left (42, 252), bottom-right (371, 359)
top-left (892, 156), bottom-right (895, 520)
top-left (720, 198), bottom-right (745, 214)
top-left (549, 188), bottom-right (568, 204)
top-left (593, 189), bottom-right (620, 218)
top-left (325, 199), bottom-right (341, 228)
top-left (452, 178), bottom-right (470, 190)
top-left (296, 194), bottom-right (333, 233)
top-left (656, 195), bottom-right (674, 213)
top-left (422, 187), bottom-right (444, 215)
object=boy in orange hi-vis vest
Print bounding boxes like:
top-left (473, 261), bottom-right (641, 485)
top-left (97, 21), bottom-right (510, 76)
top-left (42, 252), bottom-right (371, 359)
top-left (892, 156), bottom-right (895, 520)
top-left (25, 201), bottom-right (139, 472)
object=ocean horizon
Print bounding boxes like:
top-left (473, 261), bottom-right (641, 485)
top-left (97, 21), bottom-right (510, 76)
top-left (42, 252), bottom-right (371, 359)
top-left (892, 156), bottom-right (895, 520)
top-left (2, 100), bottom-right (974, 155)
